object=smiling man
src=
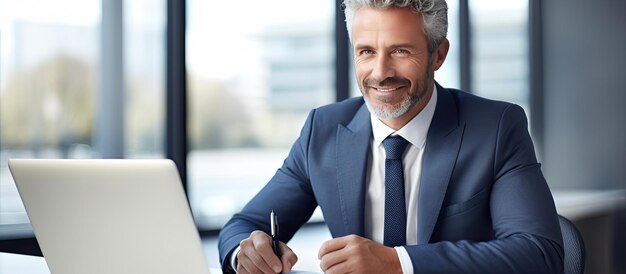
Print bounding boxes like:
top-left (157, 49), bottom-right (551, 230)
top-left (218, 1), bottom-right (564, 273)
top-left (353, 6), bottom-right (440, 130)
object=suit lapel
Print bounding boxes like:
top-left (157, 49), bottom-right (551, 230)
top-left (418, 85), bottom-right (465, 244)
top-left (336, 104), bottom-right (372, 236)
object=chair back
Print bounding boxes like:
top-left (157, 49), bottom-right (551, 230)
top-left (558, 215), bottom-right (586, 274)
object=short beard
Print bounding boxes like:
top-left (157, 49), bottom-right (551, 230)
top-left (362, 65), bottom-right (433, 121)
top-left (364, 90), bottom-right (421, 120)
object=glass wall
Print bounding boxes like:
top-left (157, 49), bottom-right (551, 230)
top-left (470, 0), bottom-right (529, 112)
top-left (187, 0), bottom-right (336, 230)
top-left (0, 0), bottom-right (165, 226)
top-left (436, 0), bottom-right (461, 89)
top-left (0, 0), bottom-right (101, 226)
top-left (124, 0), bottom-right (166, 158)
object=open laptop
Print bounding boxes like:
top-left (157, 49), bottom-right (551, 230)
top-left (8, 159), bottom-right (212, 274)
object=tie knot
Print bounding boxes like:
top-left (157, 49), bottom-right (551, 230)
top-left (383, 136), bottom-right (409, 160)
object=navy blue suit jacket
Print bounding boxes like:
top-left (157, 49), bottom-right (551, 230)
top-left (218, 84), bottom-right (564, 273)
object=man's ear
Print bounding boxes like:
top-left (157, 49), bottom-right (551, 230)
top-left (432, 38), bottom-right (449, 71)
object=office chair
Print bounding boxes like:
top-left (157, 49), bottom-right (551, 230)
top-left (558, 215), bottom-right (586, 274)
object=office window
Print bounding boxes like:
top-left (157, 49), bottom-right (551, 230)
top-left (0, 0), bottom-right (100, 226)
top-left (0, 0), bottom-right (165, 226)
top-left (436, 0), bottom-right (461, 89)
top-left (187, 0), bottom-right (335, 230)
top-left (124, 0), bottom-right (166, 158)
top-left (470, 0), bottom-right (529, 112)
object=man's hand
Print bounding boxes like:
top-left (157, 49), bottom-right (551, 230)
top-left (318, 235), bottom-right (402, 274)
top-left (237, 230), bottom-right (298, 274)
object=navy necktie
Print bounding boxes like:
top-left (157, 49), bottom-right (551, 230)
top-left (383, 135), bottom-right (409, 247)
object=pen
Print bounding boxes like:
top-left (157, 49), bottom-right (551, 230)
top-left (271, 210), bottom-right (282, 273)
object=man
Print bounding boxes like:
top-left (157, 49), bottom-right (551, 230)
top-left (219, 0), bottom-right (564, 273)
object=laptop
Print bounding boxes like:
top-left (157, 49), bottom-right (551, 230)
top-left (8, 159), bottom-right (212, 274)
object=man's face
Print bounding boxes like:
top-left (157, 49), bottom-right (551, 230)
top-left (352, 7), bottom-right (445, 127)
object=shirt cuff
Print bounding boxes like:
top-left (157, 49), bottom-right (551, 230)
top-left (230, 246), bottom-right (241, 273)
top-left (394, 246), bottom-right (414, 274)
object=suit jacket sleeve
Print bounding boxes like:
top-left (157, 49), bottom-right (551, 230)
top-left (405, 104), bottom-right (564, 274)
top-left (217, 109), bottom-right (319, 273)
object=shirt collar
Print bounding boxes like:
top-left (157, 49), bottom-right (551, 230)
top-left (370, 85), bottom-right (438, 149)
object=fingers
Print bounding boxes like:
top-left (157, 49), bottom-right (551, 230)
top-left (323, 259), bottom-right (353, 274)
top-left (237, 230), bottom-right (283, 273)
top-left (318, 235), bottom-right (403, 274)
top-left (236, 260), bottom-right (250, 274)
top-left (318, 235), bottom-right (351, 259)
top-left (318, 235), bottom-right (357, 272)
top-left (280, 242), bottom-right (298, 273)
top-left (251, 232), bottom-right (283, 272)
top-left (319, 248), bottom-right (349, 273)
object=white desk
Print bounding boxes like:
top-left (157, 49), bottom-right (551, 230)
top-left (0, 252), bottom-right (223, 274)
top-left (0, 252), bottom-right (48, 274)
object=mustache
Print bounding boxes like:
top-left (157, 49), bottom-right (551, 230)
top-left (363, 77), bottom-right (410, 87)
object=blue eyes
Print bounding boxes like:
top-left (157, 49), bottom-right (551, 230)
top-left (358, 49), bottom-right (410, 56)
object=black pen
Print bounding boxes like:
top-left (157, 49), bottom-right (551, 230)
top-left (271, 210), bottom-right (282, 273)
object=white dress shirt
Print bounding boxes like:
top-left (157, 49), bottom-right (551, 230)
top-left (365, 86), bottom-right (437, 274)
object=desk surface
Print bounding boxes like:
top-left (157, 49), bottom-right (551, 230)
top-left (2, 189), bottom-right (623, 274)
top-left (0, 252), bottom-right (48, 274)
top-left (0, 252), bottom-right (223, 274)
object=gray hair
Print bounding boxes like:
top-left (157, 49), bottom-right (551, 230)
top-left (343, 0), bottom-right (448, 54)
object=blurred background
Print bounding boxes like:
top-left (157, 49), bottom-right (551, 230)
top-left (0, 0), bottom-right (624, 273)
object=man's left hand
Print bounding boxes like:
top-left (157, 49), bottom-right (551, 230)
top-left (318, 234), bottom-right (402, 274)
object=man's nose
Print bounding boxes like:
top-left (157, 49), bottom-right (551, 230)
top-left (371, 55), bottom-right (394, 82)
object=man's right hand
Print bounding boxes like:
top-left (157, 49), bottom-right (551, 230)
top-left (236, 230), bottom-right (298, 274)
